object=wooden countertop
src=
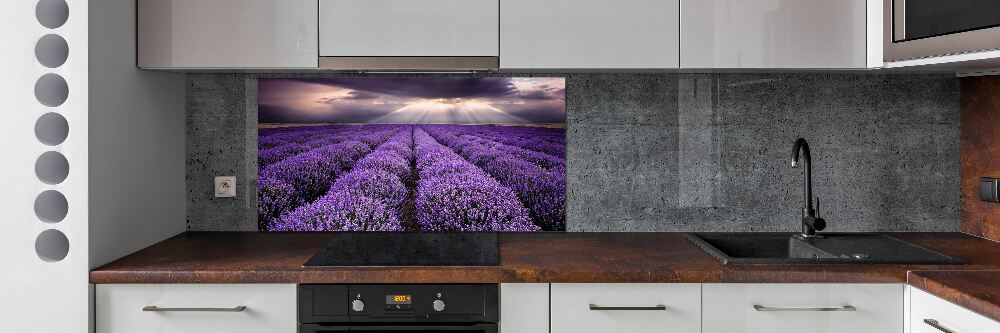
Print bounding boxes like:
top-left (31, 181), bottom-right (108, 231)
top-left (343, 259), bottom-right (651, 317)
top-left (91, 232), bottom-right (1000, 284)
top-left (908, 270), bottom-right (1000, 322)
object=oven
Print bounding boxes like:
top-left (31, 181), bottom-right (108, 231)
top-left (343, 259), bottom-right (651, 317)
top-left (299, 284), bottom-right (499, 333)
top-left (885, 0), bottom-right (1000, 61)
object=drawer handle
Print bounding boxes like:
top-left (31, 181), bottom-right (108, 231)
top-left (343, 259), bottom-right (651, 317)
top-left (753, 304), bottom-right (856, 312)
top-left (589, 304), bottom-right (667, 311)
top-left (143, 306), bottom-right (247, 312)
top-left (923, 319), bottom-right (955, 333)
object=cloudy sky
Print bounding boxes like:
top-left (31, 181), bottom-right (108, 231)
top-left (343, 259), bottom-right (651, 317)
top-left (258, 77), bottom-right (566, 124)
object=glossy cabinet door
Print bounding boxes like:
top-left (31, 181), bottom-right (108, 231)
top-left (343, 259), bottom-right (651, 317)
top-left (319, 0), bottom-right (499, 57)
top-left (96, 284), bottom-right (297, 333)
top-left (910, 287), bottom-right (1000, 333)
top-left (702, 284), bottom-right (903, 333)
top-left (138, 0), bottom-right (318, 69)
top-left (550, 283), bottom-right (700, 333)
top-left (501, 0), bottom-right (680, 69)
top-left (681, 0), bottom-right (871, 68)
top-left (500, 284), bottom-right (549, 333)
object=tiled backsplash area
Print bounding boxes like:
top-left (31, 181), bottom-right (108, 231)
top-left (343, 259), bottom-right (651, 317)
top-left (187, 73), bottom-right (960, 232)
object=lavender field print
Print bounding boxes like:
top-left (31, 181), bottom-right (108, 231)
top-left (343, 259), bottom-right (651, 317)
top-left (257, 77), bottom-right (566, 232)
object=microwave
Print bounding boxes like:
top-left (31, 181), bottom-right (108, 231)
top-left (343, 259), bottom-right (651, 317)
top-left (884, 0), bottom-right (1000, 62)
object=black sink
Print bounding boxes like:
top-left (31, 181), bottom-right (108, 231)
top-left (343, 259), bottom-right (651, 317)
top-left (686, 233), bottom-right (965, 265)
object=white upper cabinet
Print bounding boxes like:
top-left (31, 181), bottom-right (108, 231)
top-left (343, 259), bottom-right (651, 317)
top-left (501, 0), bottom-right (681, 69)
top-left (681, 0), bottom-right (879, 68)
top-left (319, 0), bottom-right (500, 57)
top-left (138, 0), bottom-right (318, 69)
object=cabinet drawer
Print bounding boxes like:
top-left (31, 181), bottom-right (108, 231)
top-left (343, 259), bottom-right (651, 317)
top-left (703, 284), bottom-right (903, 333)
top-left (550, 283), bottom-right (700, 333)
top-left (96, 284), bottom-right (296, 333)
top-left (910, 287), bottom-right (1000, 333)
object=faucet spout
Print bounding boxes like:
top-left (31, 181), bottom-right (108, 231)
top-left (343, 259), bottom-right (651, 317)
top-left (791, 138), bottom-right (825, 237)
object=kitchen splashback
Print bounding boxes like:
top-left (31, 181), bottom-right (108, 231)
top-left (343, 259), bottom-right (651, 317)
top-left (186, 73), bottom-right (960, 232)
top-left (256, 77), bottom-right (566, 232)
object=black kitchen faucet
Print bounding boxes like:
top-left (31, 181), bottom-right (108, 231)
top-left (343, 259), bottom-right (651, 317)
top-left (791, 138), bottom-right (826, 237)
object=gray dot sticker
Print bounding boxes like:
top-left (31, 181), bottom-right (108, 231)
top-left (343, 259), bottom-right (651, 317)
top-left (36, 0), bottom-right (69, 29)
top-left (35, 190), bottom-right (68, 223)
top-left (35, 73), bottom-right (69, 107)
top-left (35, 229), bottom-right (70, 262)
top-left (35, 112), bottom-right (69, 146)
top-left (35, 151), bottom-right (70, 184)
top-left (35, 34), bottom-right (69, 68)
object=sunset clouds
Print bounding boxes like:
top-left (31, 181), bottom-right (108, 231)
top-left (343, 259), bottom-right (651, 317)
top-left (258, 77), bottom-right (566, 124)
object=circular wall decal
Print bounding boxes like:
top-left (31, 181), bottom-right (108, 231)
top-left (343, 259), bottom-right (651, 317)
top-left (34, 73), bottom-right (69, 107)
top-left (36, 0), bottom-right (69, 29)
top-left (35, 151), bottom-right (70, 184)
top-left (35, 112), bottom-right (69, 146)
top-left (35, 229), bottom-right (70, 262)
top-left (35, 34), bottom-right (69, 68)
top-left (34, 190), bottom-right (68, 223)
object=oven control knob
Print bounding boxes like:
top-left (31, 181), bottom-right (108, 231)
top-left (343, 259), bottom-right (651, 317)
top-left (351, 299), bottom-right (365, 312)
top-left (432, 299), bottom-right (446, 312)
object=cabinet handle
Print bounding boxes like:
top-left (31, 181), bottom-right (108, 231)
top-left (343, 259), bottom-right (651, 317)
top-left (589, 304), bottom-right (667, 311)
top-left (753, 304), bottom-right (856, 312)
top-left (923, 319), bottom-right (955, 333)
top-left (142, 306), bottom-right (247, 312)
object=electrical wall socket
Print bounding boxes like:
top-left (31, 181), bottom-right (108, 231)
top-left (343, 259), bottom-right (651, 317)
top-left (980, 177), bottom-right (999, 202)
top-left (215, 176), bottom-right (236, 198)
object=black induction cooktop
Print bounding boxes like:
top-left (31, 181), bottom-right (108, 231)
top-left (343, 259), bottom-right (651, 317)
top-left (303, 232), bottom-right (500, 267)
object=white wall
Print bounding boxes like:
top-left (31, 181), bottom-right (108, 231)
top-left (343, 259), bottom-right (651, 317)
top-left (88, 0), bottom-right (187, 270)
top-left (0, 0), bottom-right (185, 331)
top-left (0, 0), bottom-right (90, 331)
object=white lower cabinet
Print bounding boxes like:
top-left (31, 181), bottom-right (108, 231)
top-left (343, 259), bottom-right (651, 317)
top-left (910, 287), bottom-right (1000, 333)
top-left (702, 284), bottom-right (904, 333)
top-left (94, 282), bottom-right (1000, 333)
top-left (501, 283), bottom-right (550, 333)
top-left (96, 284), bottom-right (297, 333)
top-left (551, 283), bottom-right (701, 333)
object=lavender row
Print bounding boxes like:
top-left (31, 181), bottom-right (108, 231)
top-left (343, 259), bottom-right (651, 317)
top-left (422, 126), bottom-right (565, 231)
top-left (258, 124), bottom-right (401, 151)
top-left (258, 125), bottom-right (344, 150)
top-left (413, 129), bottom-right (540, 232)
top-left (468, 129), bottom-right (565, 158)
top-left (441, 125), bottom-right (566, 157)
top-left (422, 125), bottom-right (565, 172)
top-left (257, 129), bottom-right (399, 229)
top-left (258, 126), bottom-right (394, 169)
top-left (268, 128), bottom-right (415, 231)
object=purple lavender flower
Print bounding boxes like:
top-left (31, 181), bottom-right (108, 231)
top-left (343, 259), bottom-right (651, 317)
top-left (354, 150), bottom-right (413, 183)
top-left (413, 129), bottom-right (538, 232)
top-left (259, 124), bottom-right (564, 232)
top-left (257, 175), bottom-right (299, 228)
top-left (258, 143), bottom-right (308, 169)
top-left (270, 191), bottom-right (403, 231)
top-left (415, 174), bottom-right (539, 232)
top-left (418, 159), bottom-right (481, 180)
top-left (418, 125), bottom-right (566, 231)
top-left (329, 169), bottom-right (407, 210)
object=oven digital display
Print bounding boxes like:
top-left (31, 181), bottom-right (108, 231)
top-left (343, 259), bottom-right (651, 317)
top-left (386, 295), bottom-right (412, 304)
